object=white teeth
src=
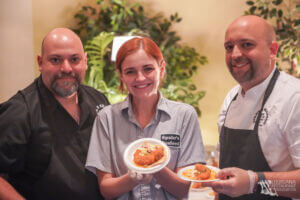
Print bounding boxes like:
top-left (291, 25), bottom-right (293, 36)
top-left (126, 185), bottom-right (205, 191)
top-left (135, 84), bottom-right (148, 88)
top-left (234, 63), bottom-right (248, 67)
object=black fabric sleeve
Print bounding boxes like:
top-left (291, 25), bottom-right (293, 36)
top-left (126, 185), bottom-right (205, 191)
top-left (0, 94), bottom-right (31, 174)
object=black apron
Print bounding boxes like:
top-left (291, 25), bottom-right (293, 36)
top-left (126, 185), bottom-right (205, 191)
top-left (219, 69), bottom-right (291, 200)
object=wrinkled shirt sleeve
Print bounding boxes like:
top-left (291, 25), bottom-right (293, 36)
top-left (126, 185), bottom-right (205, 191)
top-left (0, 95), bottom-right (31, 174)
top-left (85, 111), bottom-right (112, 175)
top-left (283, 92), bottom-right (300, 168)
top-left (177, 107), bottom-right (206, 168)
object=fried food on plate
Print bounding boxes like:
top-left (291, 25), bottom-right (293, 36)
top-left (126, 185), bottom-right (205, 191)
top-left (194, 163), bottom-right (211, 179)
top-left (133, 142), bottom-right (166, 168)
top-left (182, 164), bottom-right (216, 181)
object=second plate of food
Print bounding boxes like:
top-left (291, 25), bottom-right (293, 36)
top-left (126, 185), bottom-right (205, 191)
top-left (177, 164), bottom-right (220, 182)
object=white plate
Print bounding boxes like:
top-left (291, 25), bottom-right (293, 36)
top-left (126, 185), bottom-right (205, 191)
top-left (177, 165), bottom-right (220, 183)
top-left (123, 138), bottom-right (171, 174)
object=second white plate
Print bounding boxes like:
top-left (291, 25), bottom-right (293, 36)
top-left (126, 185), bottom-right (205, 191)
top-left (177, 165), bottom-right (220, 183)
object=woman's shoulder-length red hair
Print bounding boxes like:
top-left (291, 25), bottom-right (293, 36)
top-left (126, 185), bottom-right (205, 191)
top-left (115, 37), bottom-right (164, 72)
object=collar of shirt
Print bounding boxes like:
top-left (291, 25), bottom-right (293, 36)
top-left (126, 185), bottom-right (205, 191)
top-left (225, 66), bottom-right (277, 129)
top-left (37, 75), bottom-right (90, 125)
top-left (119, 92), bottom-right (171, 127)
top-left (37, 76), bottom-right (61, 113)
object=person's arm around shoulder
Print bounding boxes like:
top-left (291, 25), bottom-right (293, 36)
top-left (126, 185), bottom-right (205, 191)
top-left (0, 175), bottom-right (25, 200)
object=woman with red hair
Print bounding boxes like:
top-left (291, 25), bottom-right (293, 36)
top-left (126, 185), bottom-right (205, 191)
top-left (86, 37), bottom-right (206, 199)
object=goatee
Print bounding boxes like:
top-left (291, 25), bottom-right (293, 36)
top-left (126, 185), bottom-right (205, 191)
top-left (51, 72), bottom-right (80, 97)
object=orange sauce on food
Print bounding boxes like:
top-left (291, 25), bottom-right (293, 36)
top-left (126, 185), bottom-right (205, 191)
top-left (133, 143), bottom-right (164, 168)
top-left (182, 164), bottom-right (216, 181)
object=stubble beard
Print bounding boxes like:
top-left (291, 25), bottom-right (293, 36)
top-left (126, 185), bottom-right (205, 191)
top-left (229, 60), bottom-right (255, 85)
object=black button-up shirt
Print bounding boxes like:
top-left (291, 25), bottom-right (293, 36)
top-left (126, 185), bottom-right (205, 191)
top-left (0, 76), bottom-right (109, 200)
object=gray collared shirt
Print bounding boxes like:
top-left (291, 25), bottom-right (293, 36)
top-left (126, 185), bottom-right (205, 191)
top-left (86, 94), bottom-right (206, 200)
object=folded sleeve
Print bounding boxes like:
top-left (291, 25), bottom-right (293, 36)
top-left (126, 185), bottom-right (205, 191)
top-left (177, 106), bottom-right (206, 168)
top-left (85, 110), bottom-right (112, 175)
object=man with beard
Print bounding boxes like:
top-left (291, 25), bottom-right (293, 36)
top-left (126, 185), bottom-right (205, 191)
top-left (0, 28), bottom-right (109, 200)
top-left (203, 16), bottom-right (300, 199)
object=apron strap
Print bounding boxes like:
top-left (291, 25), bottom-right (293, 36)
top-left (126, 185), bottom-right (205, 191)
top-left (254, 68), bottom-right (280, 131)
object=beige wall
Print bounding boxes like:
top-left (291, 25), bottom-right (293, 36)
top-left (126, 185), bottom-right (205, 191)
top-left (32, 0), bottom-right (98, 76)
top-left (1, 0), bottom-right (248, 145)
top-left (0, 0), bottom-right (35, 102)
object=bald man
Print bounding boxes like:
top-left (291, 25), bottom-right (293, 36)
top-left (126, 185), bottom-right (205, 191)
top-left (202, 16), bottom-right (300, 199)
top-left (0, 28), bottom-right (109, 200)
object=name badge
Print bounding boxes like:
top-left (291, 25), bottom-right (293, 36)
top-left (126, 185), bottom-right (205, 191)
top-left (161, 134), bottom-right (180, 148)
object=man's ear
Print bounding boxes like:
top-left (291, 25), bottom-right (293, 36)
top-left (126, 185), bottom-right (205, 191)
top-left (84, 52), bottom-right (88, 70)
top-left (37, 54), bottom-right (43, 72)
top-left (270, 41), bottom-right (279, 60)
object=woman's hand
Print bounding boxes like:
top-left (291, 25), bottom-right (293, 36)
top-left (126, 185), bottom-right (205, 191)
top-left (97, 170), bottom-right (138, 199)
top-left (128, 170), bottom-right (153, 184)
